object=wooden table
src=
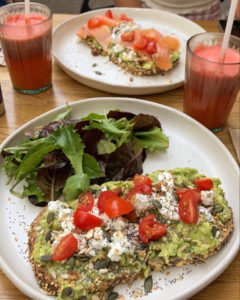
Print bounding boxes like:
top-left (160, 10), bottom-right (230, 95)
top-left (0, 14), bottom-right (239, 300)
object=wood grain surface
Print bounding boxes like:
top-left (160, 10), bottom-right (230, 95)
top-left (0, 14), bottom-right (239, 300)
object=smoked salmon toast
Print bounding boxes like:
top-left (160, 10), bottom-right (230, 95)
top-left (76, 10), bottom-right (180, 76)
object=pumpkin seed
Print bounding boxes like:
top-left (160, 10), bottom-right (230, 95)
top-left (211, 226), bottom-right (218, 236)
top-left (104, 231), bottom-right (112, 242)
top-left (152, 200), bottom-right (162, 209)
top-left (144, 275), bottom-right (153, 293)
top-left (77, 255), bottom-right (89, 262)
top-left (78, 297), bottom-right (87, 300)
top-left (68, 256), bottom-right (75, 267)
top-left (40, 254), bottom-right (52, 262)
top-left (45, 230), bottom-right (52, 242)
top-left (47, 211), bottom-right (55, 224)
top-left (107, 292), bottom-right (119, 300)
top-left (61, 287), bottom-right (75, 298)
top-left (94, 258), bottom-right (110, 270)
top-left (212, 205), bottom-right (223, 215)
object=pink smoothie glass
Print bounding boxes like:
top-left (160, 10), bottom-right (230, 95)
top-left (0, 2), bottom-right (52, 94)
top-left (184, 32), bottom-right (240, 132)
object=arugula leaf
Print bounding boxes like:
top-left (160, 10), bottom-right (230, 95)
top-left (52, 105), bottom-right (72, 121)
top-left (82, 112), bottom-right (105, 121)
top-left (83, 152), bottom-right (105, 179)
top-left (133, 127), bottom-right (169, 151)
top-left (15, 141), bottom-right (56, 182)
top-left (52, 125), bottom-right (91, 201)
top-left (3, 136), bottom-right (51, 153)
top-left (53, 125), bottom-right (84, 175)
top-left (2, 153), bottom-right (21, 182)
top-left (22, 172), bottom-right (45, 203)
top-left (63, 173), bottom-right (90, 201)
top-left (83, 113), bottom-right (133, 147)
top-left (97, 140), bottom-right (116, 155)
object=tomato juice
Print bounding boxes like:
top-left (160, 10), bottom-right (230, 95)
top-left (0, 4), bottom-right (52, 94)
top-left (184, 33), bottom-right (240, 131)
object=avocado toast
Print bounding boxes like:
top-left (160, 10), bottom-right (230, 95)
top-left (76, 10), bottom-right (180, 76)
top-left (28, 168), bottom-right (233, 300)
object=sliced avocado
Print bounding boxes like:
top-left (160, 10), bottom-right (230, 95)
top-left (92, 38), bottom-right (102, 50)
top-left (142, 61), bottom-right (154, 70)
top-left (171, 50), bottom-right (180, 63)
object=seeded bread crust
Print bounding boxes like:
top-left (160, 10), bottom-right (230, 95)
top-left (82, 37), bottom-right (179, 76)
top-left (147, 209), bottom-right (234, 271)
top-left (28, 207), bottom-right (60, 295)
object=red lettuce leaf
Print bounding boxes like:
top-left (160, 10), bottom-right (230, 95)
top-left (131, 114), bottom-right (161, 131)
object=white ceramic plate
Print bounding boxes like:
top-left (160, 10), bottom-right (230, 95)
top-left (52, 8), bottom-right (205, 95)
top-left (0, 98), bottom-right (239, 300)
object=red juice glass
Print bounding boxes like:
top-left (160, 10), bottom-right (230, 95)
top-left (184, 32), bottom-right (240, 132)
top-left (0, 3), bottom-right (52, 94)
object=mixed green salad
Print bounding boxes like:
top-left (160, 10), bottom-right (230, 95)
top-left (1, 108), bottom-right (169, 206)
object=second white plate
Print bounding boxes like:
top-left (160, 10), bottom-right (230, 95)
top-left (53, 8), bottom-right (205, 95)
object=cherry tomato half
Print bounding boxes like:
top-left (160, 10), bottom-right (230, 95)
top-left (97, 191), bottom-right (118, 214)
top-left (77, 192), bottom-right (94, 212)
top-left (73, 210), bottom-right (102, 230)
top-left (177, 188), bottom-right (201, 204)
top-left (145, 40), bottom-right (157, 54)
top-left (120, 13), bottom-right (132, 21)
top-left (194, 178), bottom-right (213, 190)
top-left (133, 174), bottom-right (152, 187)
top-left (178, 190), bottom-right (198, 224)
top-left (121, 30), bottom-right (135, 42)
top-left (105, 196), bottom-right (134, 218)
top-left (105, 9), bottom-right (113, 19)
top-left (133, 35), bottom-right (148, 50)
top-left (87, 16), bottom-right (103, 29)
top-left (138, 214), bottom-right (167, 244)
top-left (126, 184), bottom-right (152, 201)
top-left (52, 233), bottom-right (78, 261)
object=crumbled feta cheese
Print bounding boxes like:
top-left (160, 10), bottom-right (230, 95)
top-left (91, 203), bottom-right (99, 216)
top-left (74, 234), bottom-right (87, 251)
top-left (157, 192), bottom-right (179, 221)
top-left (48, 200), bottom-right (72, 219)
top-left (112, 44), bottom-right (124, 53)
top-left (121, 50), bottom-right (138, 62)
top-left (99, 213), bottom-right (127, 231)
top-left (88, 228), bottom-right (109, 250)
top-left (201, 190), bottom-right (215, 206)
top-left (48, 200), bottom-right (61, 212)
top-left (132, 193), bottom-right (152, 213)
top-left (61, 216), bottom-right (75, 233)
top-left (158, 172), bottom-right (175, 192)
top-left (107, 231), bottom-right (134, 261)
top-left (198, 206), bottom-right (214, 222)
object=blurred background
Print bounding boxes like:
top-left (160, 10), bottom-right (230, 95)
top-left (1, 0), bottom-right (230, 17)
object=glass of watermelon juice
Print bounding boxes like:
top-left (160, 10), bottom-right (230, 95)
top-left (184, 32), bottom-right (240, 132)
top-left (0, 3), bottom-right (52, 94)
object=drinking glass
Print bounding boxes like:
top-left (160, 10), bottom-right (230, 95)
top-left (0, 3), bottom-right (52, 94)
top-left (184, 32), bottom-right (240, 132)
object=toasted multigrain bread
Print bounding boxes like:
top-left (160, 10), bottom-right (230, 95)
top-left (28, 207), bottom-right (60, 295)
top-left (82, 37), bottom-right (179, 76)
